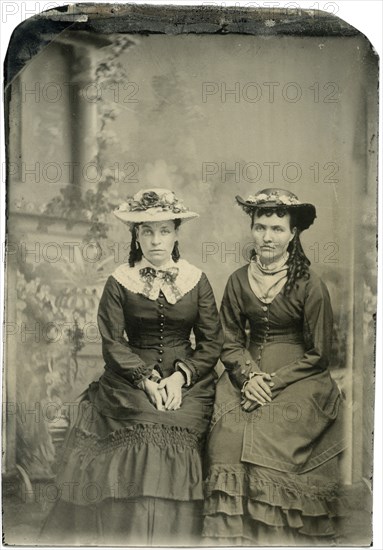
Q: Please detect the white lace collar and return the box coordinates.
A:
[112,258,202,304]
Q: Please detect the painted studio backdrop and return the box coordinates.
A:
[3,7,377,544]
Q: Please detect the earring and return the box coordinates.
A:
[136,241,140,250]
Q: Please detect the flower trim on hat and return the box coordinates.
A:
[112,258,202,304]
[116,190,190,217]
[245,191,301,206]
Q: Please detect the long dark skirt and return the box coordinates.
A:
[39,371,215,546]
[202,371,344,546]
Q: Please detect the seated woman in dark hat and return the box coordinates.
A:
[40,188,223,546]
[203,188,345,546]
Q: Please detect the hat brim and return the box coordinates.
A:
[235,195,316,231]
[113,209,199,225]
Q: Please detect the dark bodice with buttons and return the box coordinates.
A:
[212,265,344,479]
[247,299,305,346]
[220,264,333,396]
[124,287,197,349]
[97,272,223,385]
[245,295,305,375]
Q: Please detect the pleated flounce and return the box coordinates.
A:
[203,462,340,546]
[39,399,207,545]
[54,400,205,505]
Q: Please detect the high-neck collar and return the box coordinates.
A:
[253,252,289,274]
[248,254,289,304]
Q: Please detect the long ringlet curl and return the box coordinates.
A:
[250,206,311,295]
[128,219,182,267]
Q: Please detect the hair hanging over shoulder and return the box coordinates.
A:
[128,219,182,267]
[250,206,311,295]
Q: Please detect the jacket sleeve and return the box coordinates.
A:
[220,273,262,389]
[97,275,154,385]
[177,273,223,384]
[270,274,333,399]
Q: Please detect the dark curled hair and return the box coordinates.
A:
[250,206,311,295]
[128,219,182,267]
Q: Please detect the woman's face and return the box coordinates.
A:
[251,212,296,265]
[136,220,178,266]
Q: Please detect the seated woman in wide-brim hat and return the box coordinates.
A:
[203,188,345,546]
[40,188,223,546]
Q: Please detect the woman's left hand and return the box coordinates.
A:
[157,372,185,410]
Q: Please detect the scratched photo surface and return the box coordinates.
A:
[2,5,378,547]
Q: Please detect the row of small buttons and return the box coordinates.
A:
[241,305,270,376]
[157,291,165,363]
[257,304,270,365]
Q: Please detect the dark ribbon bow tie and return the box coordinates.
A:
[139,266,179,283]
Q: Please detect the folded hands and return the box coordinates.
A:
[241,372,276,412]
[140,371,185,411]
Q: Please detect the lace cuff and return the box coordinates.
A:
[133,363,162,388]
[149,368,162,383]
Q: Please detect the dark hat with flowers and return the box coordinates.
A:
[236,188,316,231]
[114,188,199,225]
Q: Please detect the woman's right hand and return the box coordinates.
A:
[243,373,275,405]
[140,378,166,410]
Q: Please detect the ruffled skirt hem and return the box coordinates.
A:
[202,464,340,545]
